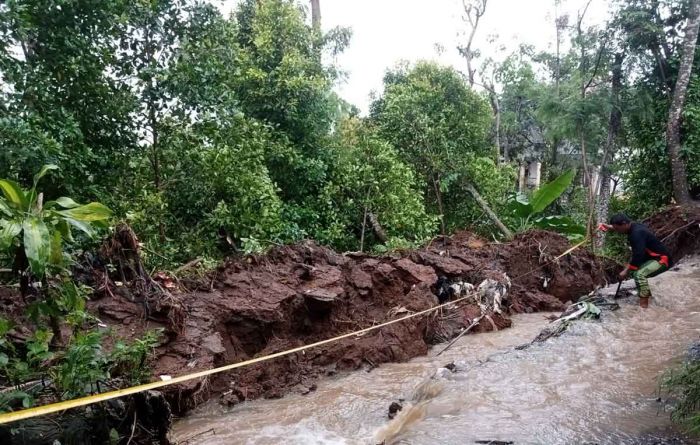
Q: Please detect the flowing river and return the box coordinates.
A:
[173,257,700,445]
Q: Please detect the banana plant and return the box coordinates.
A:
[0,165,112,282]
[506,169,586,240]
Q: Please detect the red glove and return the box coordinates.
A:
[597,223,609,232]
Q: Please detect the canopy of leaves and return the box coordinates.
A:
[371,61,494,178]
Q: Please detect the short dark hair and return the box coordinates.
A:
[609,213,631,225]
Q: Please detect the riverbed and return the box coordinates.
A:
[173,258,700,445]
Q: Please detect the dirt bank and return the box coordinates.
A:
[88,228,613,417]
[3,206,697,444]
[644,205,700,262]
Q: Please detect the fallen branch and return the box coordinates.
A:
[662,220,699,242]
[174,258,202,275]
[180,428,215,445]
[436,315,484,356]
[464,182,514,240]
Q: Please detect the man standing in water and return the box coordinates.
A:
[600,214,672,308]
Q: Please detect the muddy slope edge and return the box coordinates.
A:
[94,228,613,416]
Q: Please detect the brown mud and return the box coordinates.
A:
[90,229,614,417]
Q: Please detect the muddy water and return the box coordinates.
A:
[173,258,700,445]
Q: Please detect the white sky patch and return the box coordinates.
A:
[216,0,610,113]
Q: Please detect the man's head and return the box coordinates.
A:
[609,213,632,233]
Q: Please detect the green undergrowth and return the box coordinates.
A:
[663,359,700,434]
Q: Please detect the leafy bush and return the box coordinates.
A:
[0,165,164,410]
[663,360,700,433]
[505,169,586,240]
[0,165,112,281]
[316,119,436,251]
[108,330,162,385]
[0,324,162,410]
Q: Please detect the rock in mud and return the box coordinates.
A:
[387,401,403,419]
[444,362,457,372]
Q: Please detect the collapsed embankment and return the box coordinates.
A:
[3,206,697,444]
[91,229,613,417]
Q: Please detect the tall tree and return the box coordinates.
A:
[310,0,321,30]
[596,52,625,249]
[116,0,193,240]
[551,0,569,167]
[458,0,506,160]
[666,0,700,205]
[371,61,512,239]
[458,0,488,87]
[0,0,137,197]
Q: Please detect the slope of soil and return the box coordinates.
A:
[89,229,611,416]
[3,206,696,443]
[644,205,700,262]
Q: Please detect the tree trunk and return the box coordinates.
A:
[368,212,388,243]
[550,139,559,173]
[459,0,488,88]
[595,52,624,250]
[487,85,503,161]
[464,182,514,240]
[576,2,597,236]
[554,0,563,98]
[310,0,321,31]
[145,24,165,242]
[359,187,371,252]
[14,246,29,299]
[665,0,700,205]
[518,164,526,192]
[359,205,368,252]
[550,2,563,177]
[432,175,447,238]
[595,169,612,249]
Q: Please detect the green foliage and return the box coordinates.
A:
[0,323,162,410]
[315,118,436,250]
[372,61,493,179]
[529,169,577,214]
[0,0,139,197]
[0,326,53,386]
[109,330,162,384]
[663,360,700,433]
[0,166,112,279]
[681,75,700,195]
[371,61,511,233]
[509,169,576,218]
[53,331,107,399]
[52,328,162,399]
[444,157,517,236]
[0,390,34,413]
[506,169,586,239]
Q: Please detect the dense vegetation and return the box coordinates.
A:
[0,0,699,432]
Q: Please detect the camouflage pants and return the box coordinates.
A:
[633,260,667,299]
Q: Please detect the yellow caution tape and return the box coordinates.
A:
[0,238,586,425]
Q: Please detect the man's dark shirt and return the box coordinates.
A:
[627,222,672,269]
